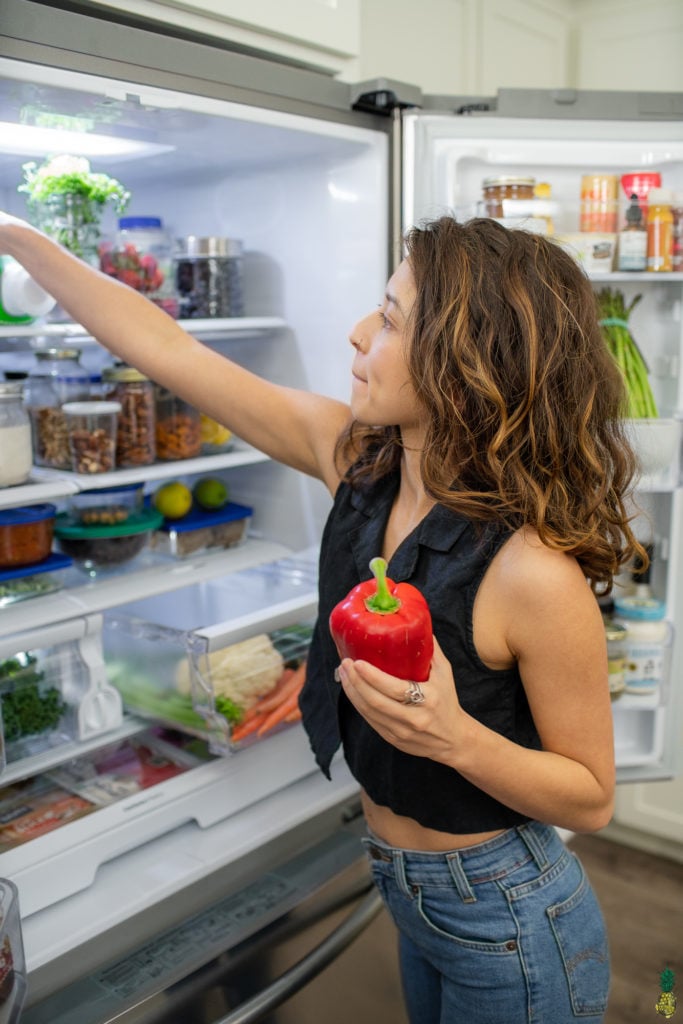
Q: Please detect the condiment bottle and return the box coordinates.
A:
[604,619,627,700]
[647,187,674,272]
[672,193,683,272]
[580,174,618,233]
[0,381,32,487]
[481,177,535,219]
[617,193,647,272]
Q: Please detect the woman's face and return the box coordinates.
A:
[348,259,425,436]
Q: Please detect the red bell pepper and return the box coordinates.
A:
[329,557,433,681]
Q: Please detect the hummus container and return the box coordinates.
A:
[555,233,616,273]
[0,504,56,568]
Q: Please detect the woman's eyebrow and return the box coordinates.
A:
[385,291,407,318]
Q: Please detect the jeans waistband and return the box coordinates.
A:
[362,821,561,903]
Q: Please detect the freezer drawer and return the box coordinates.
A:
[22,791,381,1024]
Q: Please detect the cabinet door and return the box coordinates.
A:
[80,0,360,73]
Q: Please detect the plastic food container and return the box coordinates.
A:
[62,401,121,474]
[555,233,616,273]
[67,482,145,525]
[0,552,72,607]
[150,501,252,558]
[54,507,163,576]
[0,381,32,488]
[0,504,56,569]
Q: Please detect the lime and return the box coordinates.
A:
[193,477,229,510]
[153,481,193,519]
[200,414,232,447]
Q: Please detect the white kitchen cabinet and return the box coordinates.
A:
[76,0,360,73]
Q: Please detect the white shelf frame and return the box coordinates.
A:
[0,315,287,344]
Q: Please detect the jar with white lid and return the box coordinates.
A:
[174,236,244,318]
[0,381,32,487]
[613,595,671,697]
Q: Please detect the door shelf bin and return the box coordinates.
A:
[102,554,319,754]
[0,616,122,774]
[0,878,26,1021]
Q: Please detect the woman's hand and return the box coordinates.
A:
[337,636,470,764]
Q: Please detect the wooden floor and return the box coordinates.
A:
[568,833,683,1024]
[277,833,683,1023]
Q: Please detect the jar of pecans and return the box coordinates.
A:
[26,348,90,469]
[103,365,156,466]
[62,401,121,475]
[154,387,202,460]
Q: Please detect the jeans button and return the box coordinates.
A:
[505,940,518,951]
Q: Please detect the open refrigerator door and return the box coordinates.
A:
[401,95,683,781]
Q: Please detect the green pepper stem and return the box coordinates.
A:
[365,557,401,614]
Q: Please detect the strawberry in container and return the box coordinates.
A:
[99,216,179,318]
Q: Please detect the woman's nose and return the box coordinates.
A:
[349,312,372,351]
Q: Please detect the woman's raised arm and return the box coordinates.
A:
[0,214,350,492]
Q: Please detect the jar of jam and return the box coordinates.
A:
[482,176,536,218]
[155,387,202,460]
[103,365,156,466]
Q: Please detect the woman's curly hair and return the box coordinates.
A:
[336,216,647,593]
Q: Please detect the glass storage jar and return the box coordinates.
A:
[174,236,244,318]
[604,620,627,700]
[100,216,179,318]
[154,387,202,460]
[26,349,91,469]
[0,381,32,487]
[103,365,156,466]
[482,177,535,218]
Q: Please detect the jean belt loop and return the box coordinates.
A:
[446,852,477,904]
[393,850,414,899]
[517,822,550,871]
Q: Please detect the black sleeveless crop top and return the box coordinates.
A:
[299,469,541,833]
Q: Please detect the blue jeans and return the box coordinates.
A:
[362,821,609,1024]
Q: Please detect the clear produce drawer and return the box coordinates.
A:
[0,616,123,774]
[102,553,319,754]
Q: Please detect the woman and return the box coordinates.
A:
[0,212,643,1022]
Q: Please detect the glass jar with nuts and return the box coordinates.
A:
[103,365,156,466]
[155,386,202,461]
[62,401,121,475]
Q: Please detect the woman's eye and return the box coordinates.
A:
[377,309,391,329]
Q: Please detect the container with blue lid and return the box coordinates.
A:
[100,216,178,318]
[613,595,671,697]
[0,552,73,607]
[151,501,252,558]
[0,503,56,568]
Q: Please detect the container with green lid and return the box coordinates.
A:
[55,507,162,577]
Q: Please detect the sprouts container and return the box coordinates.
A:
[0,552,72,608]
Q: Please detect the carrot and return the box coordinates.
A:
[244,667,297,719]
[257,689,302,737]
[229,715,263,743]
[284,708,302,723]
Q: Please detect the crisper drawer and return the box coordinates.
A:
[0,615,122,774]
[102,553,319,755]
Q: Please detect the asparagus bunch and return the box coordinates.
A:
[597,287,658,419]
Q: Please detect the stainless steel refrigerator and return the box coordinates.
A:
[0,1,682,1019]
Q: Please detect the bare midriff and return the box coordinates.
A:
[361,789,506,852]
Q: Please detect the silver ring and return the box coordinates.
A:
[402,681,425,705]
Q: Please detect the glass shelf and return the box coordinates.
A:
[0,316,287,344]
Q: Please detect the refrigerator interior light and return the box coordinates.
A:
[0,121,175,161]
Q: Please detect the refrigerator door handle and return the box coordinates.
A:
[211,887,384,1024]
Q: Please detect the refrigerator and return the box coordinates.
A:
[0,1,682,1019]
